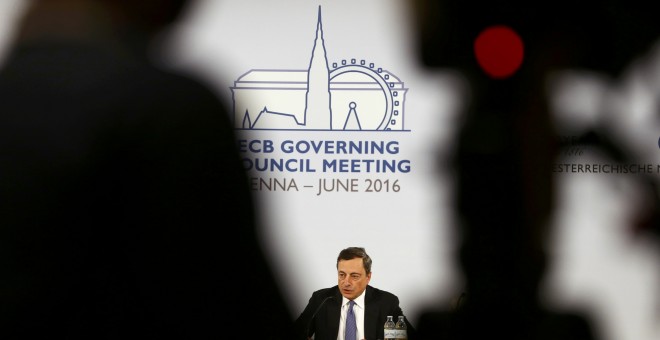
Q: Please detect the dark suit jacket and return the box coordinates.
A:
[294,285,416,340]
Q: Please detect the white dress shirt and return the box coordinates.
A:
[337,292,366,340]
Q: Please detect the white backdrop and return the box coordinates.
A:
[163,0,464,321]
[1,1,659,340]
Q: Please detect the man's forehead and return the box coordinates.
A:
[338,259,364,273]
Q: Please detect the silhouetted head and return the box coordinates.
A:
[95,0,189,35]
[409,0,659,76]
[15,0,193,57]
[21,0,190,40]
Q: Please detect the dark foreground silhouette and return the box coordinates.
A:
[0,1,295,338]
[410,0,659,339]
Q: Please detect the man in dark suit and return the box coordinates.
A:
[0,0,295,338]
[294,247,416,340]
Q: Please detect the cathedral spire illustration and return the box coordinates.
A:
[230,6,407,131]
[303,6,332,129]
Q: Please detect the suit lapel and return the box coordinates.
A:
[331,287,380,340]
[363,286,378,340]
[326,290,342,339]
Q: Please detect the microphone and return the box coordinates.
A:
[305,296,335,338]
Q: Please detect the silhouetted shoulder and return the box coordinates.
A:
[416,306,598,340]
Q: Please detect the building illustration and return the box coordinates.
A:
[230,6,408,131]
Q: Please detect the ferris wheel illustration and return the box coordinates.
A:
[328,59,405,131]
[230,6,408,132]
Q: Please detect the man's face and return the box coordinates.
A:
[337,258,371,300]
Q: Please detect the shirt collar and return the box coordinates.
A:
[342,289,366,309]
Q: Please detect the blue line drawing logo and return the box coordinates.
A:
[231,6,408,131]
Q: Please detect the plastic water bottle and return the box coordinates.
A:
[395,315,407,339]
[384,315,396,340]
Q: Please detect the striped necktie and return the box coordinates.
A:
[345,300,357,340]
